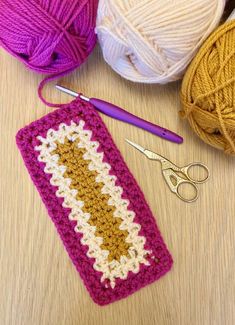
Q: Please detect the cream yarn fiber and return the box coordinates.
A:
[96,0,226,84]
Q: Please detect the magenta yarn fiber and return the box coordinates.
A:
[0,0,98,75]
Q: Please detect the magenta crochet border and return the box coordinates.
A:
[16,99,173,305]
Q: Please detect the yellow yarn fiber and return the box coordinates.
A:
[181,19,235,155]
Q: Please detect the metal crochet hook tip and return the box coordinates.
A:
[55,85,89,101]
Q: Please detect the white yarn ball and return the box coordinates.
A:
[96,0,226,84]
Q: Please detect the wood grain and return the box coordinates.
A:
[0,46,234,325]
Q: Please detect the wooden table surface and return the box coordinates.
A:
[0,45,235,325]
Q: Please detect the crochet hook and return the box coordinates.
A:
[56,85,183,144]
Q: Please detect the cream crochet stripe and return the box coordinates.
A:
[35,120,150,288]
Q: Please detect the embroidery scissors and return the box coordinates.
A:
[126,139,210,203]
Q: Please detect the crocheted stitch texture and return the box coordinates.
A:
[16,98,173,305]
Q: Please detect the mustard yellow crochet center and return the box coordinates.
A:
[52,137,131,262]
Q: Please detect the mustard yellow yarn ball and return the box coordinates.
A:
[181,20,235,155]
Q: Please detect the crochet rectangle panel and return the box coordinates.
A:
[16,99,173,305]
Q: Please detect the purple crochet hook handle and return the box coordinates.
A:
[56,85,183,144]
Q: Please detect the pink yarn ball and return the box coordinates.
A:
[0,0,98,75]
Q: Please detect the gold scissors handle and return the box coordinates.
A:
[162,168,199,203]
[180,162,210,184]
[162,162,210,203]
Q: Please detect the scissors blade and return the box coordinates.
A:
[126,139,172,165]
[125,139,146,154]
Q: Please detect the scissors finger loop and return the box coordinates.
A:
[175,180,199,203]
[181,162,210,184]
